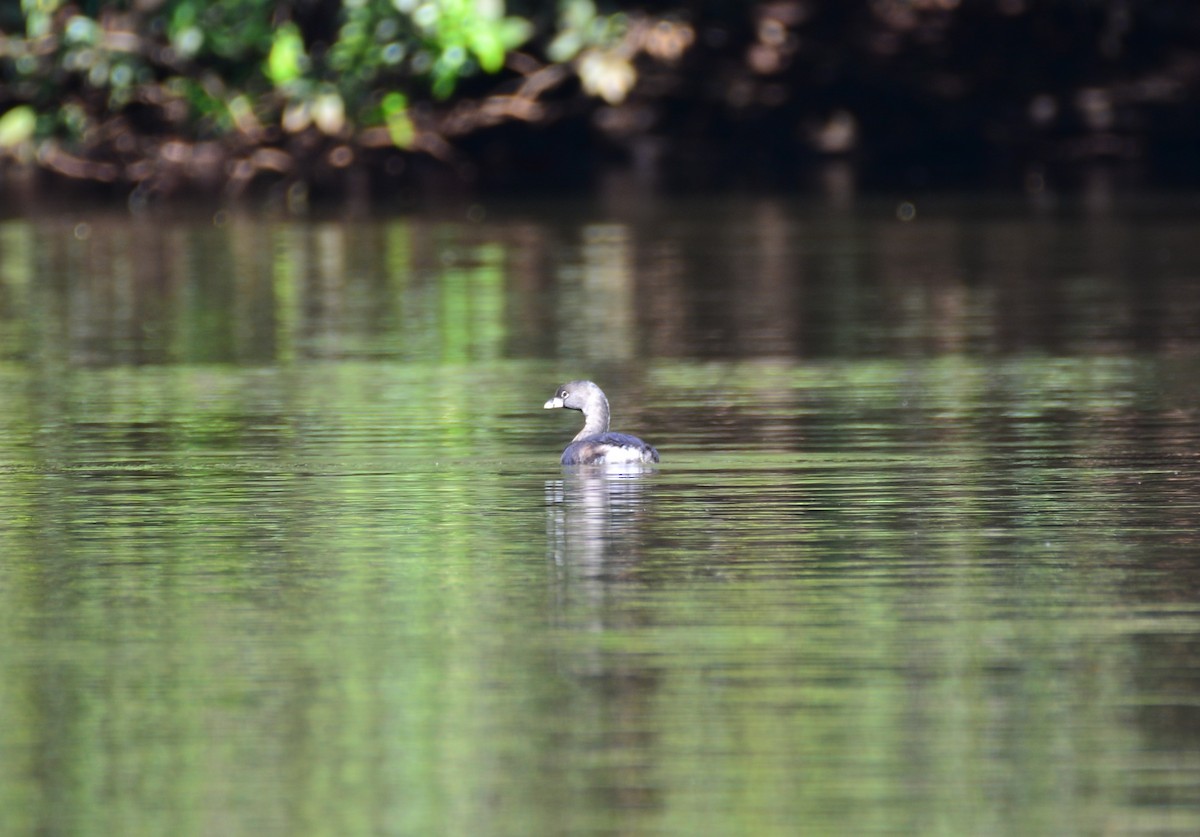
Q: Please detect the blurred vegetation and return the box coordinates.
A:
[1,1,1199,197]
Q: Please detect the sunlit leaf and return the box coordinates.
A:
[468,25,505,73]
[227,95,260,135]
[547,31,582,63]
[497,17,532,50]
[0,105,38,148]
[171,25,204,60]
[312,91,346,135]
[382,91,415,148]
[64,15,100,45]
[266,24,307,87]
[22,0,63,38]
[578,49,636,104]
[562,0,597,31]
[282,100,311,133]
[475,0,504,21]
[431,47,467,99]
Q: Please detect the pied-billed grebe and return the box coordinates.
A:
[543,380,660,466]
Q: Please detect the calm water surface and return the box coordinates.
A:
[1,196,1199,835]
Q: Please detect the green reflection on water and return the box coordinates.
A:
[0,357,1196,834]
[0,204,1198,835]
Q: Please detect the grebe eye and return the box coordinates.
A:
[561,391,568,398]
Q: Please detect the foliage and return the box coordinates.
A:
[4,1,1199,191]
[0,0,626,157]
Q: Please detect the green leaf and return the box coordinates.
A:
[562,0,597,31]
[266,23,307,87]
[64,15,100,45]
[468,25,504,73]
[431,46,467,99]
[0,105,38,148]
[22,0,63,38]
[382,91,415,148]
[498,17,532,50]
[547,31,581,63]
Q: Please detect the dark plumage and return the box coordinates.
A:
[543,380,660,466]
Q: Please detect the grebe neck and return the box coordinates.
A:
[572,389,611,441]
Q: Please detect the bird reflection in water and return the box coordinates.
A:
[545,465,657,580]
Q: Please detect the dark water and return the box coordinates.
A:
[1,195,1200,834]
